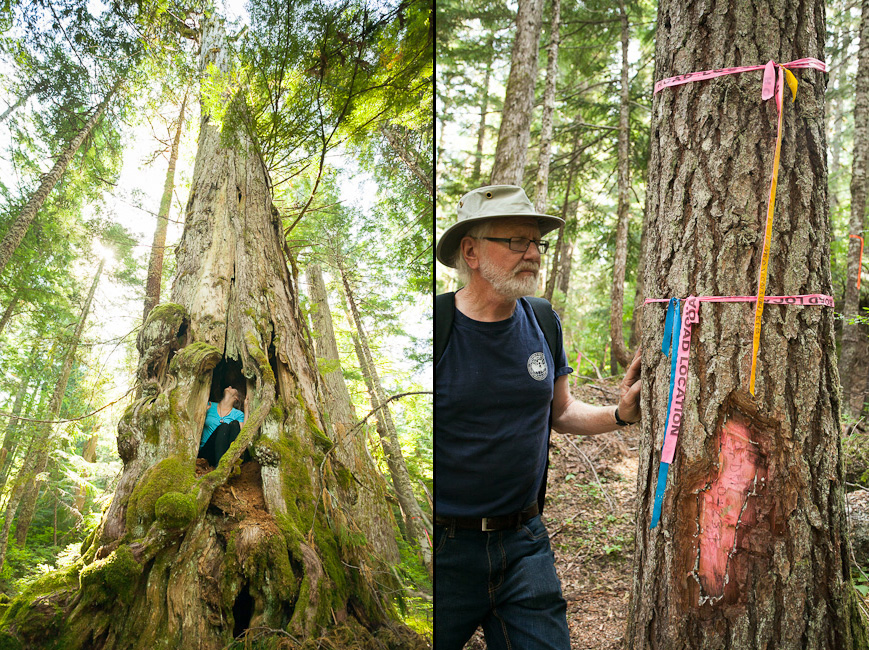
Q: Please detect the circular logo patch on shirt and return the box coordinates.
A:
[527,352,548,381]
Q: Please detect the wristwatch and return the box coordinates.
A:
[614,406,634,427]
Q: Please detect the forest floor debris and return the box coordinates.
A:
[196,458,280,536]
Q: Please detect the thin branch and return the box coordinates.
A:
[560,434,616,513]
[0,387,134,424]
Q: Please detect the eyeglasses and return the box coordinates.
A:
[480,237,550,254]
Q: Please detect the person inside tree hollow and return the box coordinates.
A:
[198,383,250,467]
[435,184,643,649]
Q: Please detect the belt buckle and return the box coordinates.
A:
[481,517,496,532]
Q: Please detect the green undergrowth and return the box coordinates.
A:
[0,562,80,644]
[844,430,869,486]
[0,391,430,647]
[393,537,432,638]
[224,616,430,649]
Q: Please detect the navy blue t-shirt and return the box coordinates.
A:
[435,297,572,518]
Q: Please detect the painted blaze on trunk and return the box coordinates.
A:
[626,0,868,648]
[0,16,422,650]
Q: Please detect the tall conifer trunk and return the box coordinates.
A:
[533,0,561,214]
[608,0,633,369]
[381,126,433,198]
[0,92,29,124]
[305,263,400,565]
[0,15,423,650]
[337,259,432,577]
[0,359,31,493]
[490,0,544,185]
[0,374,45,496]
[0,289,21,338]
[544,129,580,303]
[838,0,869,419]
[0,79,121,276]
[625,0,868,647]
[472,39,494,187]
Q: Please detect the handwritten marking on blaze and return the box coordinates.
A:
[694,417,765,603]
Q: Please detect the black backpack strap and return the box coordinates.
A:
[524,296,561,516]
[435,292,456,366]
[525,296,561,365]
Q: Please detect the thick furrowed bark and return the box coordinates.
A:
[625,0,869,647]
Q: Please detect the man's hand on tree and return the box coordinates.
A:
[617,348,642,424]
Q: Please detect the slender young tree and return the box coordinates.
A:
[839,0,869,419]
[0,258,103,566]
[0,368,30,494]
[337,256,433,578]
[625,1,868,647]
[544,127,581,302]
[143,89,187,323]
[608,0,633,370]
[0,374,46,497]
[471,35,495,187]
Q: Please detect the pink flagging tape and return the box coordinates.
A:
[654,58,826,95]
[649,293,833,465]
[654,57,827,395]
[645,294,834,307]
[660,297,699,464]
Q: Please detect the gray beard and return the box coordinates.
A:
[479,257,540,300]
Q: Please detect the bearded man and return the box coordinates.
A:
[434,185,642,649]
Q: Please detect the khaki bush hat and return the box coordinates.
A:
[436,185,564,268]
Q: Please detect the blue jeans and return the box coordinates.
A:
[198,421,241,467]
[434,515,570,650]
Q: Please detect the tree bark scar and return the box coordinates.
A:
[681,391,781,609]
[695,414,765,601]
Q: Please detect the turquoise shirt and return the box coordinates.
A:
[200,402,245,448]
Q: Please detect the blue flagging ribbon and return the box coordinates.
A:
[650,298,680,529]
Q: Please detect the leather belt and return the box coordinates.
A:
[435,503,539,532]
